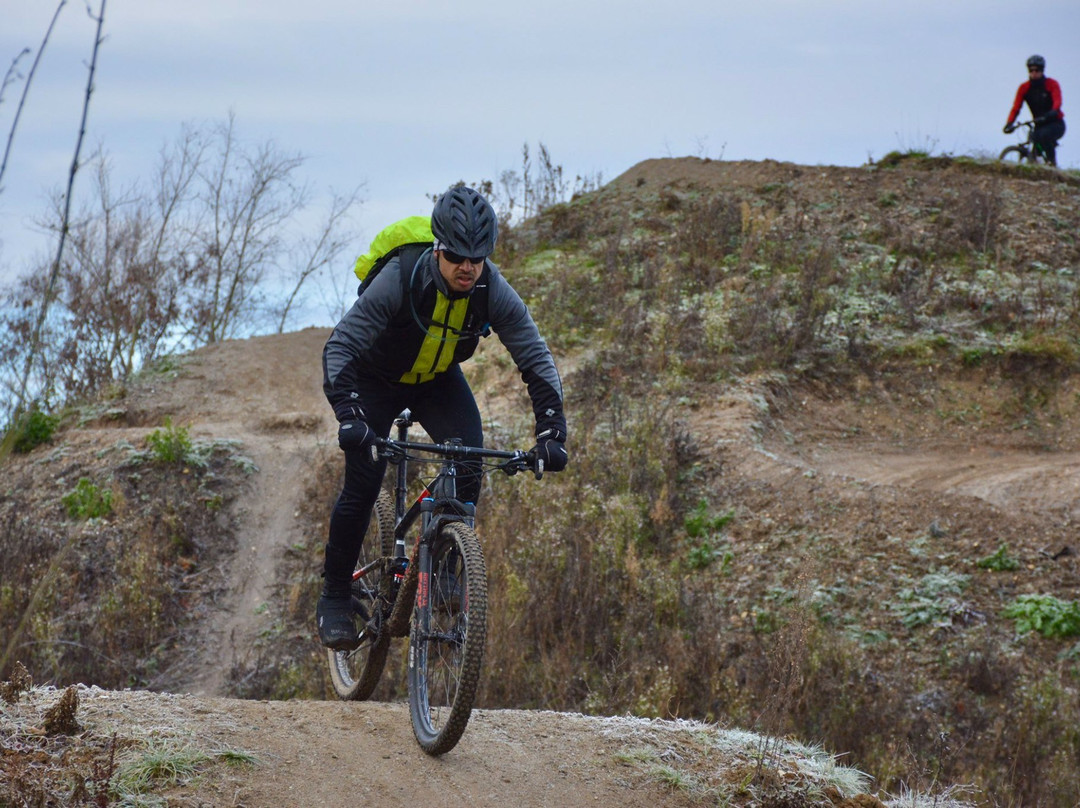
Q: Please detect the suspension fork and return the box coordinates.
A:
[393,413,412,561]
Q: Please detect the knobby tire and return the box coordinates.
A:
[327,490,395,700]
[998,145,1030,164]
[407,521,487,755]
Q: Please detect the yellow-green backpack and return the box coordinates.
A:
[353,215,433,294]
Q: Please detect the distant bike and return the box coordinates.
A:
[999,120,1057,166]
[325,409,542,755]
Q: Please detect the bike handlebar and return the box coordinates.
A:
[372,435,544,479]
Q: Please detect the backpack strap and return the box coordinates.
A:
[396,243,430,301]
[405,257,491,340]
[357,242,430,296]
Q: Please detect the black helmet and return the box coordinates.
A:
[431,186,498,257]
[1026,54,1046,70]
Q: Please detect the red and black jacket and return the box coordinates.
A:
[1008,76,1064,125]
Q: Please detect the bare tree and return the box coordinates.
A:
[274,185,363,333]
[182,114,307,344]
[37,139,201,396]
[1,114,361,417]
[1,0,103,456]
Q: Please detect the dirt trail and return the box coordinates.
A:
[122,327,335,697]
[19,687,702,808]
[799,445,1080,519]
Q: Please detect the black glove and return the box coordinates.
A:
[333,395,373,453]
[533,427,568,472]
[338,418,374,453]
[1003,122,1016,134]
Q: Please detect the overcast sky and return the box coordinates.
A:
[1,1,1077,323]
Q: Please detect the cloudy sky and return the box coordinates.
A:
[1,1,1077,322]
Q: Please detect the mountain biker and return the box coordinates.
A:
[1004,54,1066,166]
[316,185,568,650]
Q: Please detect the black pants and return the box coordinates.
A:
[323,365,483,585]
[1034,118,1066,165]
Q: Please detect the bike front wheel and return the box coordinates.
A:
[407,521,488,755]
[326,490,394,700]
[998,145,1031,164]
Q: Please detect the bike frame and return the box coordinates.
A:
[390,413,473,566]
[360,409,539,621]
[329,408,540,753]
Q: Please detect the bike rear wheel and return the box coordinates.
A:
[407,521,487,755]
[327,490,395,700]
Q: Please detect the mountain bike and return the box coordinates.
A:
[325,409,542,755]
[999,120,1056,165]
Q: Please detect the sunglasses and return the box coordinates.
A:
[441,249,487,265]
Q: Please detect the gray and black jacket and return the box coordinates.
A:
[323,248,565,434]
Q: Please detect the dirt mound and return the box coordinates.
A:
[7,156,1080,806]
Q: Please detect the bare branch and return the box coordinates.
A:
[0,50,32,108]
[14,0,106,413]
[0,1,68,197]
[275,186,362,333]
[186,113,308,343]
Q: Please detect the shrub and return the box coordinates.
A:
[145,418,193,464]
[1004,595,1080,639]
[62,477,114,520]
[6,408,61,454]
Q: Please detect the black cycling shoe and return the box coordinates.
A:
[317,593,359,650]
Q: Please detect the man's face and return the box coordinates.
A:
[437,250,485,294]
[1029,66,1044,79]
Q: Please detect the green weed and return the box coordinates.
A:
[687,541,733,572]
[754,610,781,634]
[62,477,114,520]
[960,347,989,366]
[892,571,970,629]
[202,493,224,511]
[214,747,259,767]
[684,500,734,538]
[1004,595,1080,639]
[145,419,194,464]
[111,739,256,803]
[976,544,1020,572]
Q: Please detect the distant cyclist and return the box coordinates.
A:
[1004,54,1065,166]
